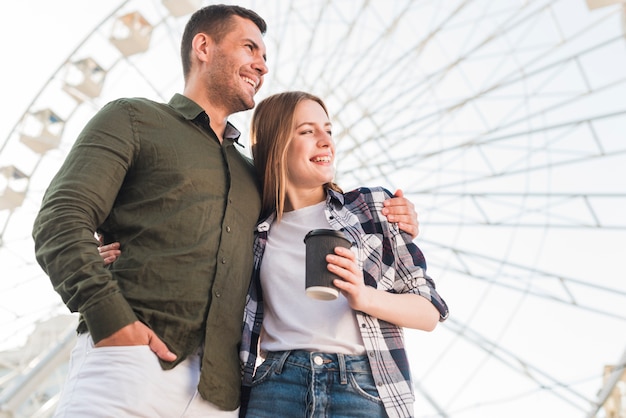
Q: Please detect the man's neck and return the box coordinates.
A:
[182,90,229,143]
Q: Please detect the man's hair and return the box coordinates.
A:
[251,91,342,221]
[180,4,267,80]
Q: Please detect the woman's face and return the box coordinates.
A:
[285,99,335,192]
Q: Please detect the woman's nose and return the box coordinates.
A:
[318,132,332,147]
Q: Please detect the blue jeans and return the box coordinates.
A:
[245,350,386,418]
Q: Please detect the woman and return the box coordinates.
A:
[239,91,449,418]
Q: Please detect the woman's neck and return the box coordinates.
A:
[284,187,325,212]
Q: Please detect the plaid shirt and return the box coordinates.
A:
[240,187,449,418]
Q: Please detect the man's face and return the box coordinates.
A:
[207,16,268,114]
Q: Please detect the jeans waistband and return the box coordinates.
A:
[264,350,371,377]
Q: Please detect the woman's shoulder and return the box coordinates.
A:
[344,186,394,202]
[340,187,394,220]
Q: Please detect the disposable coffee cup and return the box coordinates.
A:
[303,229,351,300]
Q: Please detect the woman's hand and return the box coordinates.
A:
[98,242,121,265]
[326,246,373,312]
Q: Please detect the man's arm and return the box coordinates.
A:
[32,100,138,344]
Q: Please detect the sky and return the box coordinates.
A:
[1,1,626,418]
[0,2,116,139]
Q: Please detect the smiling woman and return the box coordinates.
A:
[241,90,448,418]
[1,1,626,417]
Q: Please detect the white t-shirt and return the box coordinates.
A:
[259,201,366,355]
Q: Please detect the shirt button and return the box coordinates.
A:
[221,258,226,264]
[313,355,323,366]
[226,226,231,233]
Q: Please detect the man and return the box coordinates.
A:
[32,5,418,418]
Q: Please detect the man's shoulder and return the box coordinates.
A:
[114,96,166,108]
[96,97,176,121]
[98,96,164,111]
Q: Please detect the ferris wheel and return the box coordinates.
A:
[1,1,625,417]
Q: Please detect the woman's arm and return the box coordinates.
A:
[328,246,441,331]
[98,242,121,265]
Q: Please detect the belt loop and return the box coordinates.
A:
[338,353,347,384]
[275,350,291,375]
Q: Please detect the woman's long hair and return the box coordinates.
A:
[250,91,341,220]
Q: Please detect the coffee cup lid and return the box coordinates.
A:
[304,229,347,243]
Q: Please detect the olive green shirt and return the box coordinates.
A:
[32,94,261,410]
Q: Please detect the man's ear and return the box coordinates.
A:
[191,32,213,64]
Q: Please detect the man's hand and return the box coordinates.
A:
[94,321,177,362]
[382,189,419,239]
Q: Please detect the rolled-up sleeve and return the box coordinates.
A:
[32,99,139,343]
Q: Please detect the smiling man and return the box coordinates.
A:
[33,6,268,417]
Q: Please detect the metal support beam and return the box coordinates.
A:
[585,347,626,418]
[0,327,76,418]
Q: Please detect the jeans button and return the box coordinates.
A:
[313,355,323,365]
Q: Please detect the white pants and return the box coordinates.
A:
[54,333,238,418]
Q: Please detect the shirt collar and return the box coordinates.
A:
[256,212,275,232]
[168,93,242,145]
[256,188,346,232]
[326,187,345,206]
